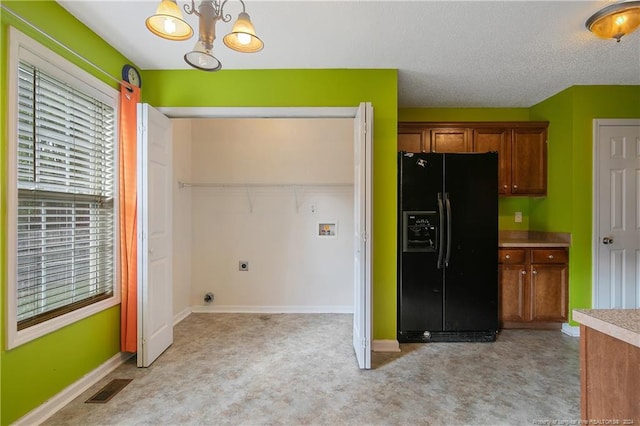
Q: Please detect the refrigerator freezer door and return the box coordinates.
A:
[442,153,499,332]
[398,153,445,336]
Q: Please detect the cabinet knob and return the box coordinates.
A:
[548,254,554,259]
[505,254,511,259]
[513,184,518,190]
[503,184,508,189]
[532,270,537,275]
[521,270,526,275]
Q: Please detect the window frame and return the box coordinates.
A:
[6,27,121,350]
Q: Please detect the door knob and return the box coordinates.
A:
[602,237,614,245]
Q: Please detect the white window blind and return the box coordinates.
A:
[16,60,116,329]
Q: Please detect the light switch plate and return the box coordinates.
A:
[515,212,523,223]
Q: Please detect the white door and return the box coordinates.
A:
[137,103,174,367]
[353,102,373,369]
[593,119,640,309]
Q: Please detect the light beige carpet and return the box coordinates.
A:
[44,313,580,425]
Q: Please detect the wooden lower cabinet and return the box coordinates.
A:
[499,247,568,328]
[499,265,526,322]
[580,325,640,423]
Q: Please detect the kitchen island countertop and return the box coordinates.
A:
[573,308,640,348]
[499,231,571,248]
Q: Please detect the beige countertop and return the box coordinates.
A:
[499,231,571,248]
[573,309,640,348]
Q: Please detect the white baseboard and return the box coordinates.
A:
[372,339,400,352]
[561,323,580,337]
[14,352,133,426]
[191,305,353,314]
[173,307,192,326]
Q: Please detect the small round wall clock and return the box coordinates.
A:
[122,64,141,89]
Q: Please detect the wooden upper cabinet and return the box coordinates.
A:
[512,127,547,195]
[399,121,548,196]
[473,128,511,195]
[429,128,471,153]
[398,129,427,153]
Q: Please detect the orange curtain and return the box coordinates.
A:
[119,83,140,353]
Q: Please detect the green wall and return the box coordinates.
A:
[141,69,399,343]
[398,107,533,231]
[1,2,128,424]
[530,85,640,323]
[399,107,531,122]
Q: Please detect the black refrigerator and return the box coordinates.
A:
[397,152,499,343]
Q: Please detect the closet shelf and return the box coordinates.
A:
[178,181,353,189]
[178,181,353,213]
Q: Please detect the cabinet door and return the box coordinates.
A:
[430,128,471,153]
[398,130,426,153]
[473,128,511,194]
[499,265,527,322]
[530,264,568,321]
[512,128,547,195]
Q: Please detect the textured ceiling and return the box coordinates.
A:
[57,0,640,108]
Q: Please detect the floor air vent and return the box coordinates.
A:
[85,379,133,404]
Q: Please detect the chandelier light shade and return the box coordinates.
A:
[184,40,222,71]
[145,0,194,41]
[146,0,264,71]
[223,12,264,53]
[585,0,640,42]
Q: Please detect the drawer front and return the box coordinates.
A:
[499,249,527,264]
[531,249,568,264]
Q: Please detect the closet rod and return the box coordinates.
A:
[1,5,134,91]
[178,182,353,189]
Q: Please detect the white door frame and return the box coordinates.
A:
[591,118,640,308]
[158,105,373,367]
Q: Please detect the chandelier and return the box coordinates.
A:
[585,1,640,42]
[146,0,264,71]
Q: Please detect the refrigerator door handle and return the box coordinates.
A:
[445,193,452,267]
[437,193,445,269]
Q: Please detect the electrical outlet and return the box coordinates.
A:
[310,203,317,213]
[239,261,249,271]
[515,212,523,223]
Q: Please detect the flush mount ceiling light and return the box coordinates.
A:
[146,0,263,71]
[585,0,640,42]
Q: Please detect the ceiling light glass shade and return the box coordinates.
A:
[184,40,222,71]
[223,12,264,53]
[586,1,640,42]
[146,0,194,41]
